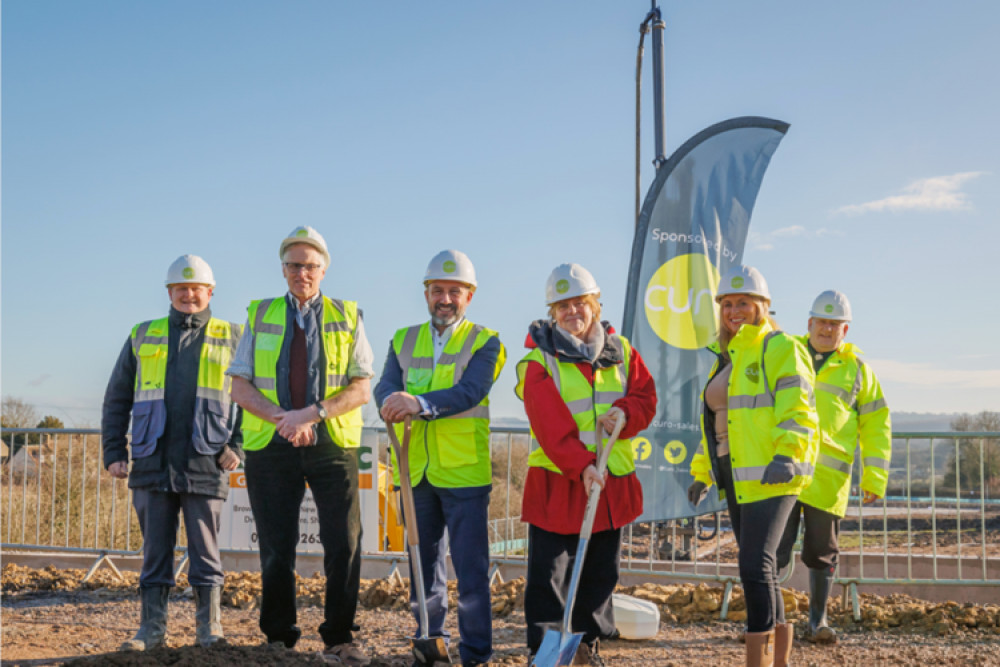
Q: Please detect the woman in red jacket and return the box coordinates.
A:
[515,263,656,666]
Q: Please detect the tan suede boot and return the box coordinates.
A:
[744,629,775,667]
[773,622,793,667]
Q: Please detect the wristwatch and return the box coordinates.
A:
[315,402,328,421]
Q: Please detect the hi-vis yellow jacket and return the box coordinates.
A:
[390,320,505,488]
[796,337,891,517]
[691,321,819,504]
[241,296,363,450]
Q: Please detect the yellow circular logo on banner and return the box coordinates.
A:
[644,254,720,349]
[663,440,687,464]
[631,437,651,462]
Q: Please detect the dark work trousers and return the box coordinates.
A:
[133,489,224,587]
[524,524,622,654]
[716,455,797,633]
[245,440,361,648]
[776,501,841,572]
[405,480,492,666]
[773,500,840,621]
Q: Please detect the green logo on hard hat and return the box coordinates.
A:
[295,229,308,237]
[825,304,834,314]
[731,277,744,289]
[556,279,570,294]
[443,260,456,273]
[182,267,195,279]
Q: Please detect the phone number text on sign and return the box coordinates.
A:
[219,471,324,553]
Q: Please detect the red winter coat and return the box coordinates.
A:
[519,322,657,535]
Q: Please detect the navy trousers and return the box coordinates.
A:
[406,480,492,665]
[133,489,224,588]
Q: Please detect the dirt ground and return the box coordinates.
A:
[2,565,1000,666]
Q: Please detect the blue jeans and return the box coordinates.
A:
[406,480,492,665]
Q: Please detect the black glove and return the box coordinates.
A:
[760,454,796,485]
[687,481,709,506]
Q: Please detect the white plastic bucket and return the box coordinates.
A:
[612,593,660,640]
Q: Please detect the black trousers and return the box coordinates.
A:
[524,524,621,653]
[776,500,840,573]
[245,440,362,648]
[717,455,797,633]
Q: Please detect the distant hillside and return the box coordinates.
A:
[891,412,962,433]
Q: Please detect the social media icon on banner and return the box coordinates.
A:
[631,437,652,461]
[663,440,687,464]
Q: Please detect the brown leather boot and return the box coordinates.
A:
[744,629,775,667]
[773,622,793,667]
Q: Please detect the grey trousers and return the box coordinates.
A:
[133,489,224,587]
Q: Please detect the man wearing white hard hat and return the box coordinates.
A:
[102,254,244,651]
[374,249,505,667]
[227,226,374,666]
[774,290,891,645]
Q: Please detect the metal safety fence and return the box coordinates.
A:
[3,427,998,617]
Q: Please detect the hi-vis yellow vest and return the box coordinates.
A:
[514,335,635,477]
[390,320,505,488]
[690,321,819,504]
[796,336,891,517]
[129,317,242,458]
[242,296,363,451]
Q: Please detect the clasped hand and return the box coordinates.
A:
[274,408,317,447]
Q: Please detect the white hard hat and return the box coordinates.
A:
[810,290,852,321]
[545,263,600,305]
[715,265,770,302]
[424,249,477,288]
[279,226,330,268]
[165,254,216,287]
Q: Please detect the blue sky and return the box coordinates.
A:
[2,1,998,427]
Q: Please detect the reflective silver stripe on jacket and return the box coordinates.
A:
[450,405,490,420]
[323,321,351,333]
[397,325,422,388]
[863,456,890,470]
[195,387,229,404]
[327,373,349,389]
[858,398,887,415]
[254,377,276,391]
[776,418,814,438]
[134,388,166,402]
[817,452,851,475]
[776,375,811,393]
[729,393,775,410]
[849,360,865,409]
[816,381,850,402]
[253,298,281,335]
[732,461,815,482]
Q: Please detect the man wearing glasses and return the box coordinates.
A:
[227,226,374,666]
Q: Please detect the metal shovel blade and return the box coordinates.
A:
[532,627,583,667]
[411,635,452,665]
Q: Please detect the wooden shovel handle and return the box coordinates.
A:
[386,417,420,548]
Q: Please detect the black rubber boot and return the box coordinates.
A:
[120,585,169,651]
[808,568,837,644]
[194,586,225,647]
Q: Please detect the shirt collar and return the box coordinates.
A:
[431,317,464,344]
